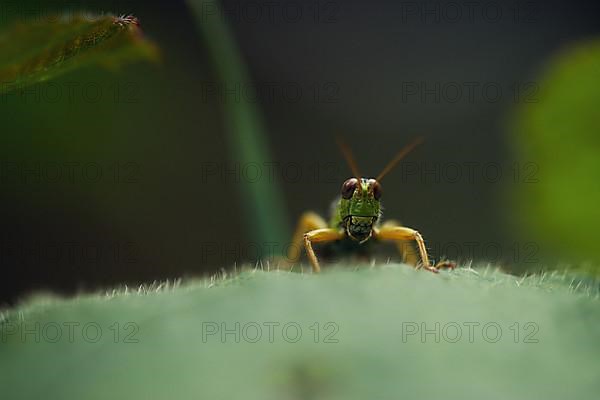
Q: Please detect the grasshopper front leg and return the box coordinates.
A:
[286,212,343,272]
[287,212,328,263]
[381,220,418,266]
[374,225,455,273]
[303,228,344,273]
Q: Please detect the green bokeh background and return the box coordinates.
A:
[1,0,600,303]
[513,39,600,267]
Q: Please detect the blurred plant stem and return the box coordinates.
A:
[187,0,291,254]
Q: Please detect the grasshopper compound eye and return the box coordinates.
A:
[372,181,382,200]
[341,178,359,199]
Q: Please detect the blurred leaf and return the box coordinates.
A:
[0,14,158,95]
[513,39,600,269]
[1,266,599,399]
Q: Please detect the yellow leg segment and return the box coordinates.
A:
[374,224,455,273]
[303,228,344,273]
[381,220,418,266]
[287,212,328,263]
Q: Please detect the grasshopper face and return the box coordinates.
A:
[339,178,382,243]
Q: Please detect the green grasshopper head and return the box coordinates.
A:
[339,178,382,218]
[336,136,424,243]
[339,178,382,242]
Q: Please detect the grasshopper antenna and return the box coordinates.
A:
[336,136,361,180]
[376,136,424,181]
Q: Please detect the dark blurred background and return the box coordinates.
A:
[1,0,599,305]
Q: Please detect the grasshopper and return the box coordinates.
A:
[287,137,455,273]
